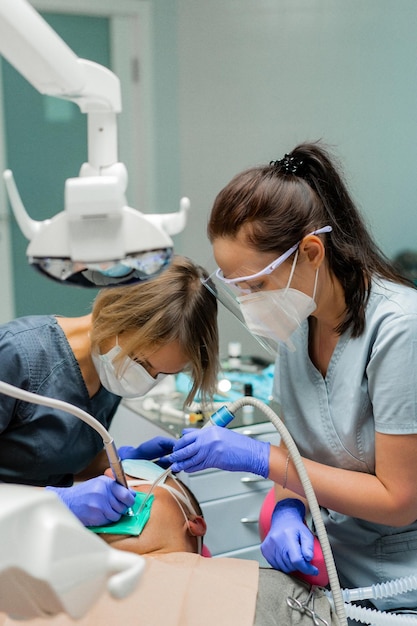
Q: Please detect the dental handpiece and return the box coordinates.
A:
[105,439,129,488]
[104,439,134,515]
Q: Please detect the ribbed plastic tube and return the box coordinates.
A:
[344,602,417,625]
[227,396,348,626]
[341,575,417,603]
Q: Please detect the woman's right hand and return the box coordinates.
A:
[46,475,135,526]
[260,498,318,576]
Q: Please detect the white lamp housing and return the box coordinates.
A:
[0,0,189,287]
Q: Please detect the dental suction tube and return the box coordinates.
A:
[0,381,129,491]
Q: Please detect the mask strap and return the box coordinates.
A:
[284,249,299,294]
[158,483,202,553]
[168,475,199,515]
[312,267,319,300]
[127,478,202,553]
[284,249,320,301]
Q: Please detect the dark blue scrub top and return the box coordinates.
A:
[0,315,120,486]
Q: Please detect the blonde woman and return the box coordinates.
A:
[0,256,218,525]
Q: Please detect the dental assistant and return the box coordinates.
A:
[0,256,219,526]
[168,143,417,613]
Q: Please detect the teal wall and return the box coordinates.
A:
[2,14,111,317]
[2,2,417,359]
[175,0,417,357]
[177,0,417,265]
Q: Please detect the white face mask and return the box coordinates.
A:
[238,253,318,347]
[92,344,166,398]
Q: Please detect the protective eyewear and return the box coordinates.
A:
[215,225,332,286]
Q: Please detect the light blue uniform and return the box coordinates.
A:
[273,278,417,611]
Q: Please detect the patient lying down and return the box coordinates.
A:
[95,463,338,626]
[0,464,338,626]
[98,465,207,557]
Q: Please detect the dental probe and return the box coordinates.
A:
[136,407,236,517]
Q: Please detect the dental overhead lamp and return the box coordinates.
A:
[0,0,175,620]
[0,0,190,287]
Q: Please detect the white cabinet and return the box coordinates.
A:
[180,422,280,565]
[110,402,280,565]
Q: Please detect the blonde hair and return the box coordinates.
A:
[90,255,219,404]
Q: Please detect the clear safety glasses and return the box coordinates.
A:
[202,225,332,357]
[215,225,332,287]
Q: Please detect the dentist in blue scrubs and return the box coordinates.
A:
[0,256,218,527]
[168,144,417,614]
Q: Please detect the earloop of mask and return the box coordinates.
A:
[284,249,319,302]
[283,249,299,295]
[128,478,203,553]
[312,267,319,300]
[127,478,199,521]
[163,478,204,555]
[114,335,129,378]
[168,475,200,517]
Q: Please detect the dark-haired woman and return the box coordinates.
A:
[169,143,417,613]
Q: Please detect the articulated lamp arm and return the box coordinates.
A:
[0,0,189,287]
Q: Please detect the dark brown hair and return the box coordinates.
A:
[208,141,410,336]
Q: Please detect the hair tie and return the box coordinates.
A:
[270,153,304,176]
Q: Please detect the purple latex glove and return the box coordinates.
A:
[167,426,270,477]
[260,498,318,577]
[118,436,176,468]
[46,475,135,526]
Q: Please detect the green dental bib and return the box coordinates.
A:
[88,492,154,536]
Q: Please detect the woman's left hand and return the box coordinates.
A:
[118,436,176,468]
[167,426,270,477]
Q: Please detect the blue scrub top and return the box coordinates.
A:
[0,315,121,487]
[273,278,417,611]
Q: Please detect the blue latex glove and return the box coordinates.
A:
[46,475,135,526]
[118,436,176,468]
[260,498,318,577]
[167,426,270,477]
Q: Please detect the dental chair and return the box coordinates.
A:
[259,486,276,542]
[258,487,329,587]
[201,544,212,557]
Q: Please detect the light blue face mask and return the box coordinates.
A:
[121,459,170,483]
